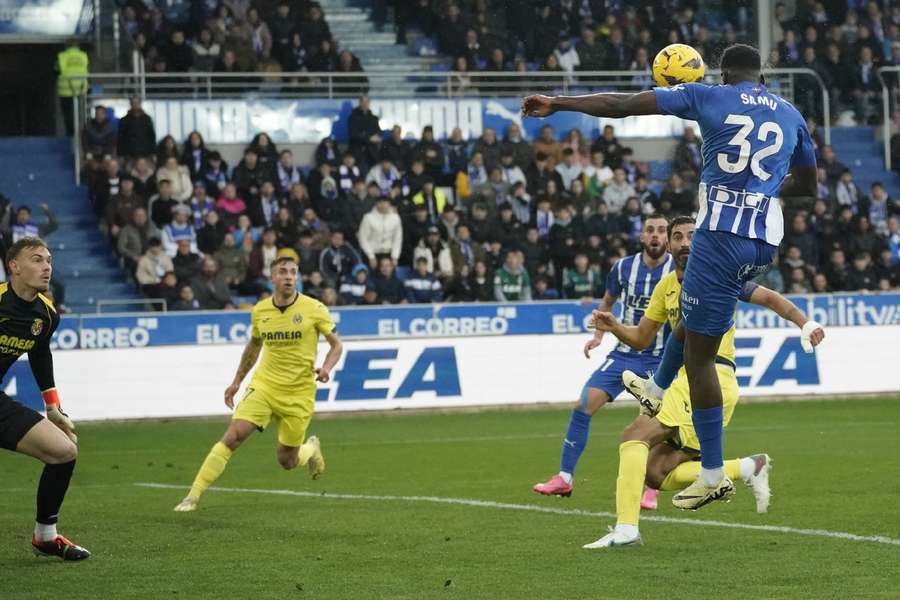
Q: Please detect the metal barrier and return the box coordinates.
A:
[877,66,900,170]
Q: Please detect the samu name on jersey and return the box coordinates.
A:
[655,82,817,246]
[606,253,674,357]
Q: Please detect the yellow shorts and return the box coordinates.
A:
[232,383,314,447]
[656,363,739,452]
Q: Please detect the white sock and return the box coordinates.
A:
[34,522,57,542]
[614,524,640,539]
[700,466,724,487]
[558,471,573,484]
[739,457,756,481]
[647,377,664,398]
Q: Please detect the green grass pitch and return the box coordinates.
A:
[2,397,899,599]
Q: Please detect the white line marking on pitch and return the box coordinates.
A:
[136,482,900,548]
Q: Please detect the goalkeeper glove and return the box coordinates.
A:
[800,320,824,353]
[43,389,77,444]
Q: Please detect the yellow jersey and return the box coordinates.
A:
[249,294,335,392]
[643,270,737,365]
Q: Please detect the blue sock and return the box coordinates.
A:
[653,336,684,390]
[692,405,724,471]
[559,409,592,476]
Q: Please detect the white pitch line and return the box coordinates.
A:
[136,482,900,548]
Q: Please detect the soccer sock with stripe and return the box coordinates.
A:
[615,441,649,529]
[651,335,684,392]
[35,459,76,541]
[692,405,725,485]
[659,458,744,491]
[188,442,233,499]
[558,409,592,483]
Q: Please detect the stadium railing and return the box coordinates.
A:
[877,66,900,170]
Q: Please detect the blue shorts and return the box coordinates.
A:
[680,229,776,336]
[582,351,661,404]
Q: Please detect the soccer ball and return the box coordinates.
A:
[652,44,705,87]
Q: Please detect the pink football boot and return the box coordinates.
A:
[532,474,574,497]
[640,487,659,510]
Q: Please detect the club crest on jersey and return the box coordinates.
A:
[31,318,43,336]
[293,314,303,325]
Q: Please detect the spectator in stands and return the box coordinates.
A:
[319,229,362,286]
[358,196,402,268]
[502,123,533,171]
[156,135,179,166]
[233,148,274,205]
[272,206,299,248]
[851,46,880,125]
[494,250,531,301]
[128,156,157,199]
[674,127,703,180]
[191,27,221,72]
[413,225,453,278]
[819,145,847,185]
[82,105,115,169]
[443,128,469,177]
[563,253,600,299]
[412,178,448,224]
[449,223,483,275]
[549,205,579,272]
[468,259,493,301]
[197,210,227,254]
[473,128,502,171]
[604,27,632,70]
[149,179,180,229]
[862,182,892,235]
[437,3,467,58]
[848,216,882,259]
[300,206,331,250]
[92,158,123,217]
[166,29,193,72]
[658,173,693,216]
[104,177,143,237]
[162,204,198,256]
[215,183,247,229]
[348,96,382,171]
[411,125,444,181]
[825,247,850,291]
[156,156,192,202]
[382,125,411,172]
[533,125,562,169]
[118,207,159,272]
[187,181,215,229]
[592,125,622,167]
[117,96,156,161]
[784,213,819,266]
[498,150,526,187]
[180,131,209,182]
[554,34,580,75]
[251,180,281,228]
[249,133,279,166]
[633,175,659,215]
[172,238,202,284]
[371,257,404,304]
[10,203,57,243]
[835,169,860,212]
[201,151,229,198]
[136,238,174,296]
[602,168,636,214]
[847,251,879,290]
[171,285,201,311]
[405,256,443,303]
[339,264,370,305]
[337,152,362,195]
[366,158,401,196]
[555,148,583,191]
[213,232,247,289]
[275,150,303,197]
[190,258,233,309]
[575,26,605,71]
[244,227,279,291]
[336,50,369,96]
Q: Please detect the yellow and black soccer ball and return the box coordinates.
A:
[652,44,705,87]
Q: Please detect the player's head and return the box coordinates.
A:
[270,256,298,296]
[667,215,696,271]
[640,214,669,260]
[720,44,763,85]
[6,236,52,293]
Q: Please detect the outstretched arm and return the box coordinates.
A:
[522,91,660,119]
[592,312,665,351]
[749,285,825,350]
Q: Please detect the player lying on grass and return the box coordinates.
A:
[582,217,825,548]
[175,255,343,512]
[523,43,818,512]
[533,214,673,509]
[0,237,89,560]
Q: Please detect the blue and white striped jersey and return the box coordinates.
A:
[655,81,817,246]
[606,252,674,357]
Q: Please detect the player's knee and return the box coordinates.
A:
[278,454,298,470]
[48,439,78,464]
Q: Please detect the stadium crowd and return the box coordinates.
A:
[80,93,900,310]
[116,0,369,94]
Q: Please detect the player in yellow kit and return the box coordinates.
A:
[583,216,824,548]
[174,255,344,512]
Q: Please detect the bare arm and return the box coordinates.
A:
[749,286,808,328]
[593,313,665,350]
[224,337,262,408]
[523,91,660,119]
[316,330,343,383]
[582,292,617,358]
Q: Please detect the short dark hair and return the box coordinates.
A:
[6,236,48,266]
[667,215,695,239]
[720,44,761,71]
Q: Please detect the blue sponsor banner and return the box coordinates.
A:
[47,293,900,351]
[92,97,694,145]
